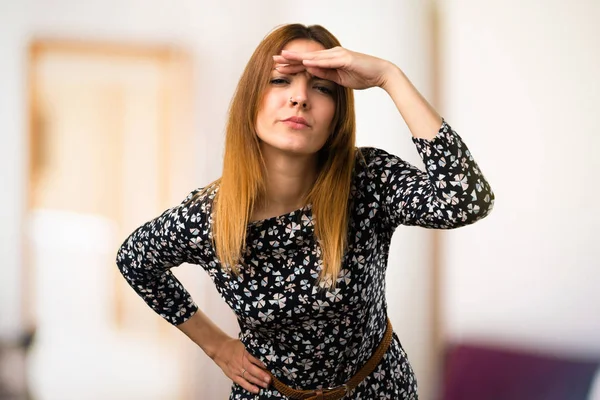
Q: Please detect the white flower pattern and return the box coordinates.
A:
[116,120,494,399]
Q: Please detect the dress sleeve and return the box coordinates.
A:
[361,119,494,230]
[115,189,208,325]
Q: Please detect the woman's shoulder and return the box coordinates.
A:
[351,147,413,200]
[171,181,219,225]
[185,182,218,202]
[354,146,401,174]
[351,147,391,197]
[182,181,219,208]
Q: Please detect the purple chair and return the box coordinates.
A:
[442,343,600,400]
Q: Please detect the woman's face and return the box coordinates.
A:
[255,39,337,158]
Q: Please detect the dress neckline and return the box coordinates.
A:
[247,204,312,227]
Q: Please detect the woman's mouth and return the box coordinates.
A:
[282,116,310,129]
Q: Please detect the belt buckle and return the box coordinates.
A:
[308,384,348,399]
[323,383,348,398]
[326,383,348,391]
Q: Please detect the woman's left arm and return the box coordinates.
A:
[359,123,495,229]
[276,47,494,229]
[379,64,443,140]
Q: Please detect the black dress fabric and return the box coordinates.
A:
[116,120,494,399]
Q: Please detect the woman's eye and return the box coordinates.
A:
[315,85,333,95]
[270,78,288,85]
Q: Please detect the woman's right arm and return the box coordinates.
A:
[115,190,203,325]
[116,189,270,393]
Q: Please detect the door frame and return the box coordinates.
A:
[25,37,197,399]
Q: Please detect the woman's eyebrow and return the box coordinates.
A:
[275,69,314,79]
[272,70,331,83]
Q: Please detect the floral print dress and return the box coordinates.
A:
[116,120,494,399]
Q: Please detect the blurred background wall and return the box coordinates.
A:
[0,0,598,399]
[438,0,600,353]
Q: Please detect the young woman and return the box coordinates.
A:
[116,23,494,399]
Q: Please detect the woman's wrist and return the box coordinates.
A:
[177,309,232,359]
[379,61,403,92]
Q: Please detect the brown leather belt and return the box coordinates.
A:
[267,318,394,400]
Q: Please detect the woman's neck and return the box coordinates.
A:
[253,147,318,219]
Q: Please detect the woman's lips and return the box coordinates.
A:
[282,120,310,129]
[282,116,310,129]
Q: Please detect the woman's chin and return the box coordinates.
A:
[262,141,321,157]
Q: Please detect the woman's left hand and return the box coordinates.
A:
[273,47,396,90]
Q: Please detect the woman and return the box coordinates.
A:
[116,23,494,399]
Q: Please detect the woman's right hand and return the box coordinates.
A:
[212,337,272,395]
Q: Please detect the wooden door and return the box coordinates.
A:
[26,39,198,400]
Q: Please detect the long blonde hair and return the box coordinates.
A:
[207,24,356,286]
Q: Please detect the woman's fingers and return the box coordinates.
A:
[305,67,340,83]
[233,373,262,395]
[243,351,271,386]
[272,55,300,64]
[302,58,347,69]
[245,350,269,371]
[230,350,270,394]
[274,63,341,85]
[241,363,270,389]
[273,47,358,86]
[280,47,342,61]
[213,339,272,395]
[274,48,343,64]
[274,49,350,85]
[274,63,306,74]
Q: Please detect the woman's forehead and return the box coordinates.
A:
[282,39,325,53]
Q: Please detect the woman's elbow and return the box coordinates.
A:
[463,187,495,225]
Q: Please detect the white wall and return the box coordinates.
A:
[0,0,438,398]
[439,0,600,355]
[0,0,28,338]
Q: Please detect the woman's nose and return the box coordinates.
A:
[289,79,310,109]
[289,95,308,109]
